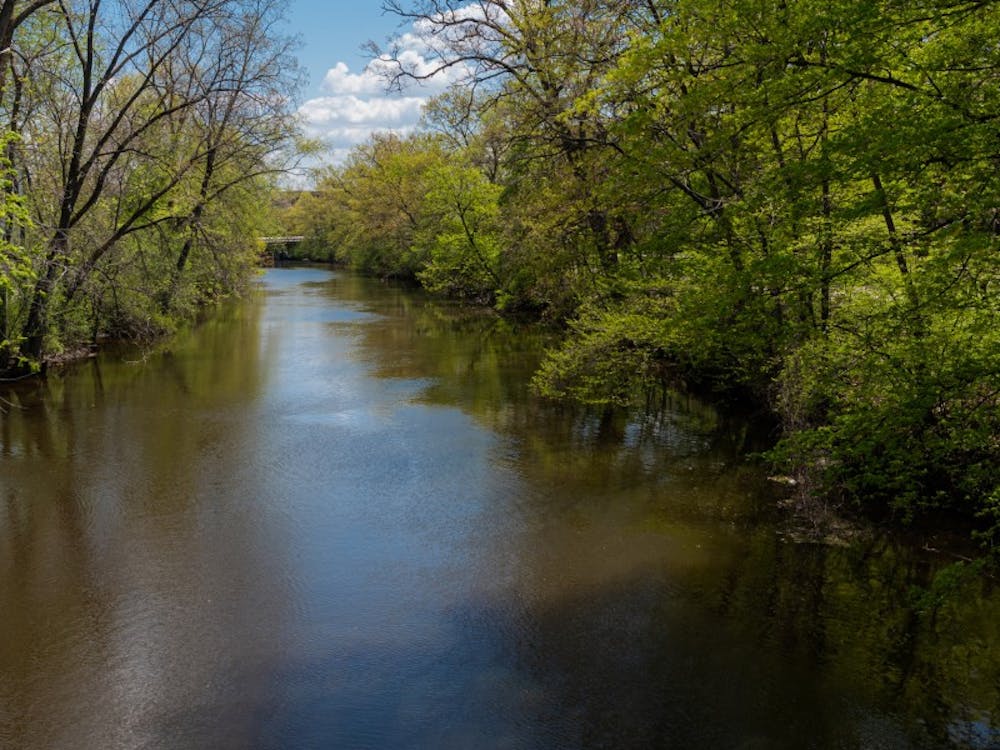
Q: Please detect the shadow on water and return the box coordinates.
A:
[0,295,303,750]
[233,540,1000,750]
[145,533,1000,750]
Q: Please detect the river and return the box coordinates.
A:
[1,267,998,749]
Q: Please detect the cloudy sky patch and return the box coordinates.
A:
[296,16,472,170]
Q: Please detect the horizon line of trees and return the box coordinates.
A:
[286,0,1000,542]
[0,0,302,376]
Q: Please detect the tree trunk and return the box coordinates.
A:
[21,234,67,360]
[872,173,923,336]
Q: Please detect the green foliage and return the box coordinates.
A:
[0,131,34,365]
[0,0,301,372]
[532,293,674,405]
[775,309,1000,522]
[296,133,507,302]
[314,133,445,278]
[416,162,503,303]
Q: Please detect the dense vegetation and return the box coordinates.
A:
[0,0,300,376]
[285,0,1000,539]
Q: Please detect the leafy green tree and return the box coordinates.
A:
[379,0,650,314]
[314,133,445,278]
[0,132,31,364]
[416,159,503,303]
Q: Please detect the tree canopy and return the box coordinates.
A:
[0,0,302,373]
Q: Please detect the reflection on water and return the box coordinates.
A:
[1,267,998,749]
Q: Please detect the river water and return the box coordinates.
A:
[1,267,999,750]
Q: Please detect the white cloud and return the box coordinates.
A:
[301,95,427,128]
[297,7,480,170]
[320,62,385,97]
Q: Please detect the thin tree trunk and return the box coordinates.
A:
[872,172,923,335]
[22,233,67,360]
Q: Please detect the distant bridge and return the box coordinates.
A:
[260,236,305,245]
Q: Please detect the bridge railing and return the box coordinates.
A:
[259,236,305,245]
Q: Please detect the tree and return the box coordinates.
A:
[1,0,300,370]
[323,132,445,278]
[377,0,650,310]
[0,1,57,101]
[0,1,59,367]
[416,158,503,303]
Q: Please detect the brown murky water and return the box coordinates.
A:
[1,267,998,749]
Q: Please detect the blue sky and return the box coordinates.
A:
[286,3,399,93]
[282,1,468,172]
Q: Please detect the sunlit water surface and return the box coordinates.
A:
[2,268,999,750]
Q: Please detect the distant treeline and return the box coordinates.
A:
[284,0,1000,541]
